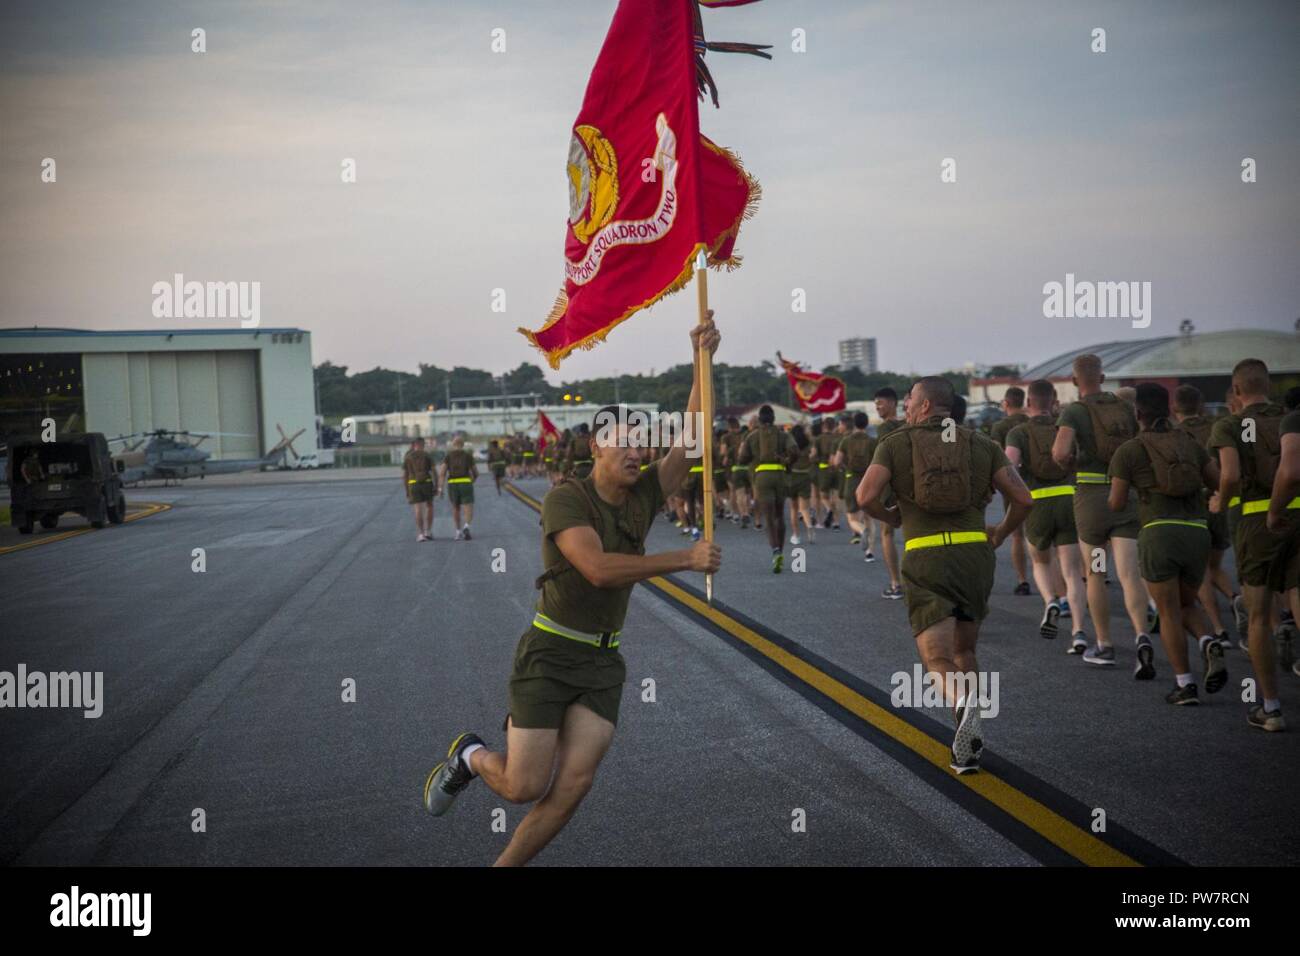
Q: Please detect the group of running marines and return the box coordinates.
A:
[419,314,1298,864]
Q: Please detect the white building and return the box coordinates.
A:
[0,327,317,460]
[838,337,878,374]
[379,398,659,439]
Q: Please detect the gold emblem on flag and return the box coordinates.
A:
[567,125,619,245]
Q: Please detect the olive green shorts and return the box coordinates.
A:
[752,470,787,504]
[713,468,729,492]
[507,626,626,729]
[1233,512,1300,591]
[842,472,862,512]
[447,481,474,506]
[729,466,750,490]
[902,541,997,635]
[1138,522,1210,586]
[407,482,434,504]
[1073,483,1139,546]
[787,470,812,500]
[490,463,506,478]
[1024,493,1077,551]
[815,464,836,493]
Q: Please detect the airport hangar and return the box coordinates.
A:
[0,327,318,461]
[969,328,1300,407]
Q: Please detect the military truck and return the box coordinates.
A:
[6,433,127,534]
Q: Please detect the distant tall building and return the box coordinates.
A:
[838,337,878,374]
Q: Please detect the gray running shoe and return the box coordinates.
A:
[1246,705,1285,732]
[1083,644,1116,667]
[1067,632,1088,655]
[950,698,984,774]
[1134,636,1156,680]
[1203,639,1227,694]
[423,732,484,817]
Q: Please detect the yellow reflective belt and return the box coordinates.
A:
[689,466,704,473]
[523,452,535,457]
[1228,496,1240,509]
[1142,519,1208,530]
[1076,471,1109,485]
[407,477,433,484]
[818,462,829,469]
[1241,497,1300,515]
[905,530,990,552]
[447,477,472,483]
[1031,485,1075,499]
[532,612,620,648]
[755,464,786,472]
[639,464,650,471]
[731,466,748,472]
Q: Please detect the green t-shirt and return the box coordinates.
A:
[876,418,904,440]
[1178,414,1214,449]
[791,444,812,472]
[813,430,839,464]
[1109,425,1210,524]
[1284,410,1300,436]
[1005,414,1072,490]
[990,412,1029,448]
[537,466,666,633]
[836,431,877,474]
[443,448,475,479]
[870,416,1009,540]
[1208,401,1286,502]
[739,425,794,466]
[402,450,433,482]
[1057,393,1137,476]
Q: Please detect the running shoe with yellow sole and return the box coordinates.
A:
[423,732,484,816]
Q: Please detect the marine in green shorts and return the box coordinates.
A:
[1057,391,1140,545]
[440,437,478,540]
[422,316,723,865]
[739,408,797,568]
[858,376,1031,775]
[1110,384,1225,705]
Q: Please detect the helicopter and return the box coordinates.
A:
[107,426,306,485]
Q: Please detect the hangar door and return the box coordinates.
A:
[82,351,262,460]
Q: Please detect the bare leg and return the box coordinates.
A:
[1058,544,1087,635]
[493,704,615,867]
[1079,540,1112,647]
[881,525,901,588]
[1111,537,1151,636]
[1147,578,1189,673]
[1029,543,1058,607]
[1010,526,1029,586]
[1244,583,1279,701]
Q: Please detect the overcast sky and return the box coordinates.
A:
[2,0,1298,384]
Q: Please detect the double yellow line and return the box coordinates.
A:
[505,481,1141,866]
[0,502,171,555]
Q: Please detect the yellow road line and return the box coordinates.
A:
[0,502,171,556]
[505,481,1139,866]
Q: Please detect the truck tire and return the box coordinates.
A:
[90,495,107,529]
[18,519,33,534]
[39,514,59,530]
[107,493,126,525]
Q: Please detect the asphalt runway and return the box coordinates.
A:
[2,473,1296,866]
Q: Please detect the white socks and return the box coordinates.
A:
[460,743,483,774]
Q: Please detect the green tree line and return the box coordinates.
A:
[315,360,971,418]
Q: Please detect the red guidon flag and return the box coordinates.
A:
[537,409,561,451]
[518,0,765,369]
[778,353,847,413]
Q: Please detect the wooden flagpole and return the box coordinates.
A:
[695,248,715,604]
